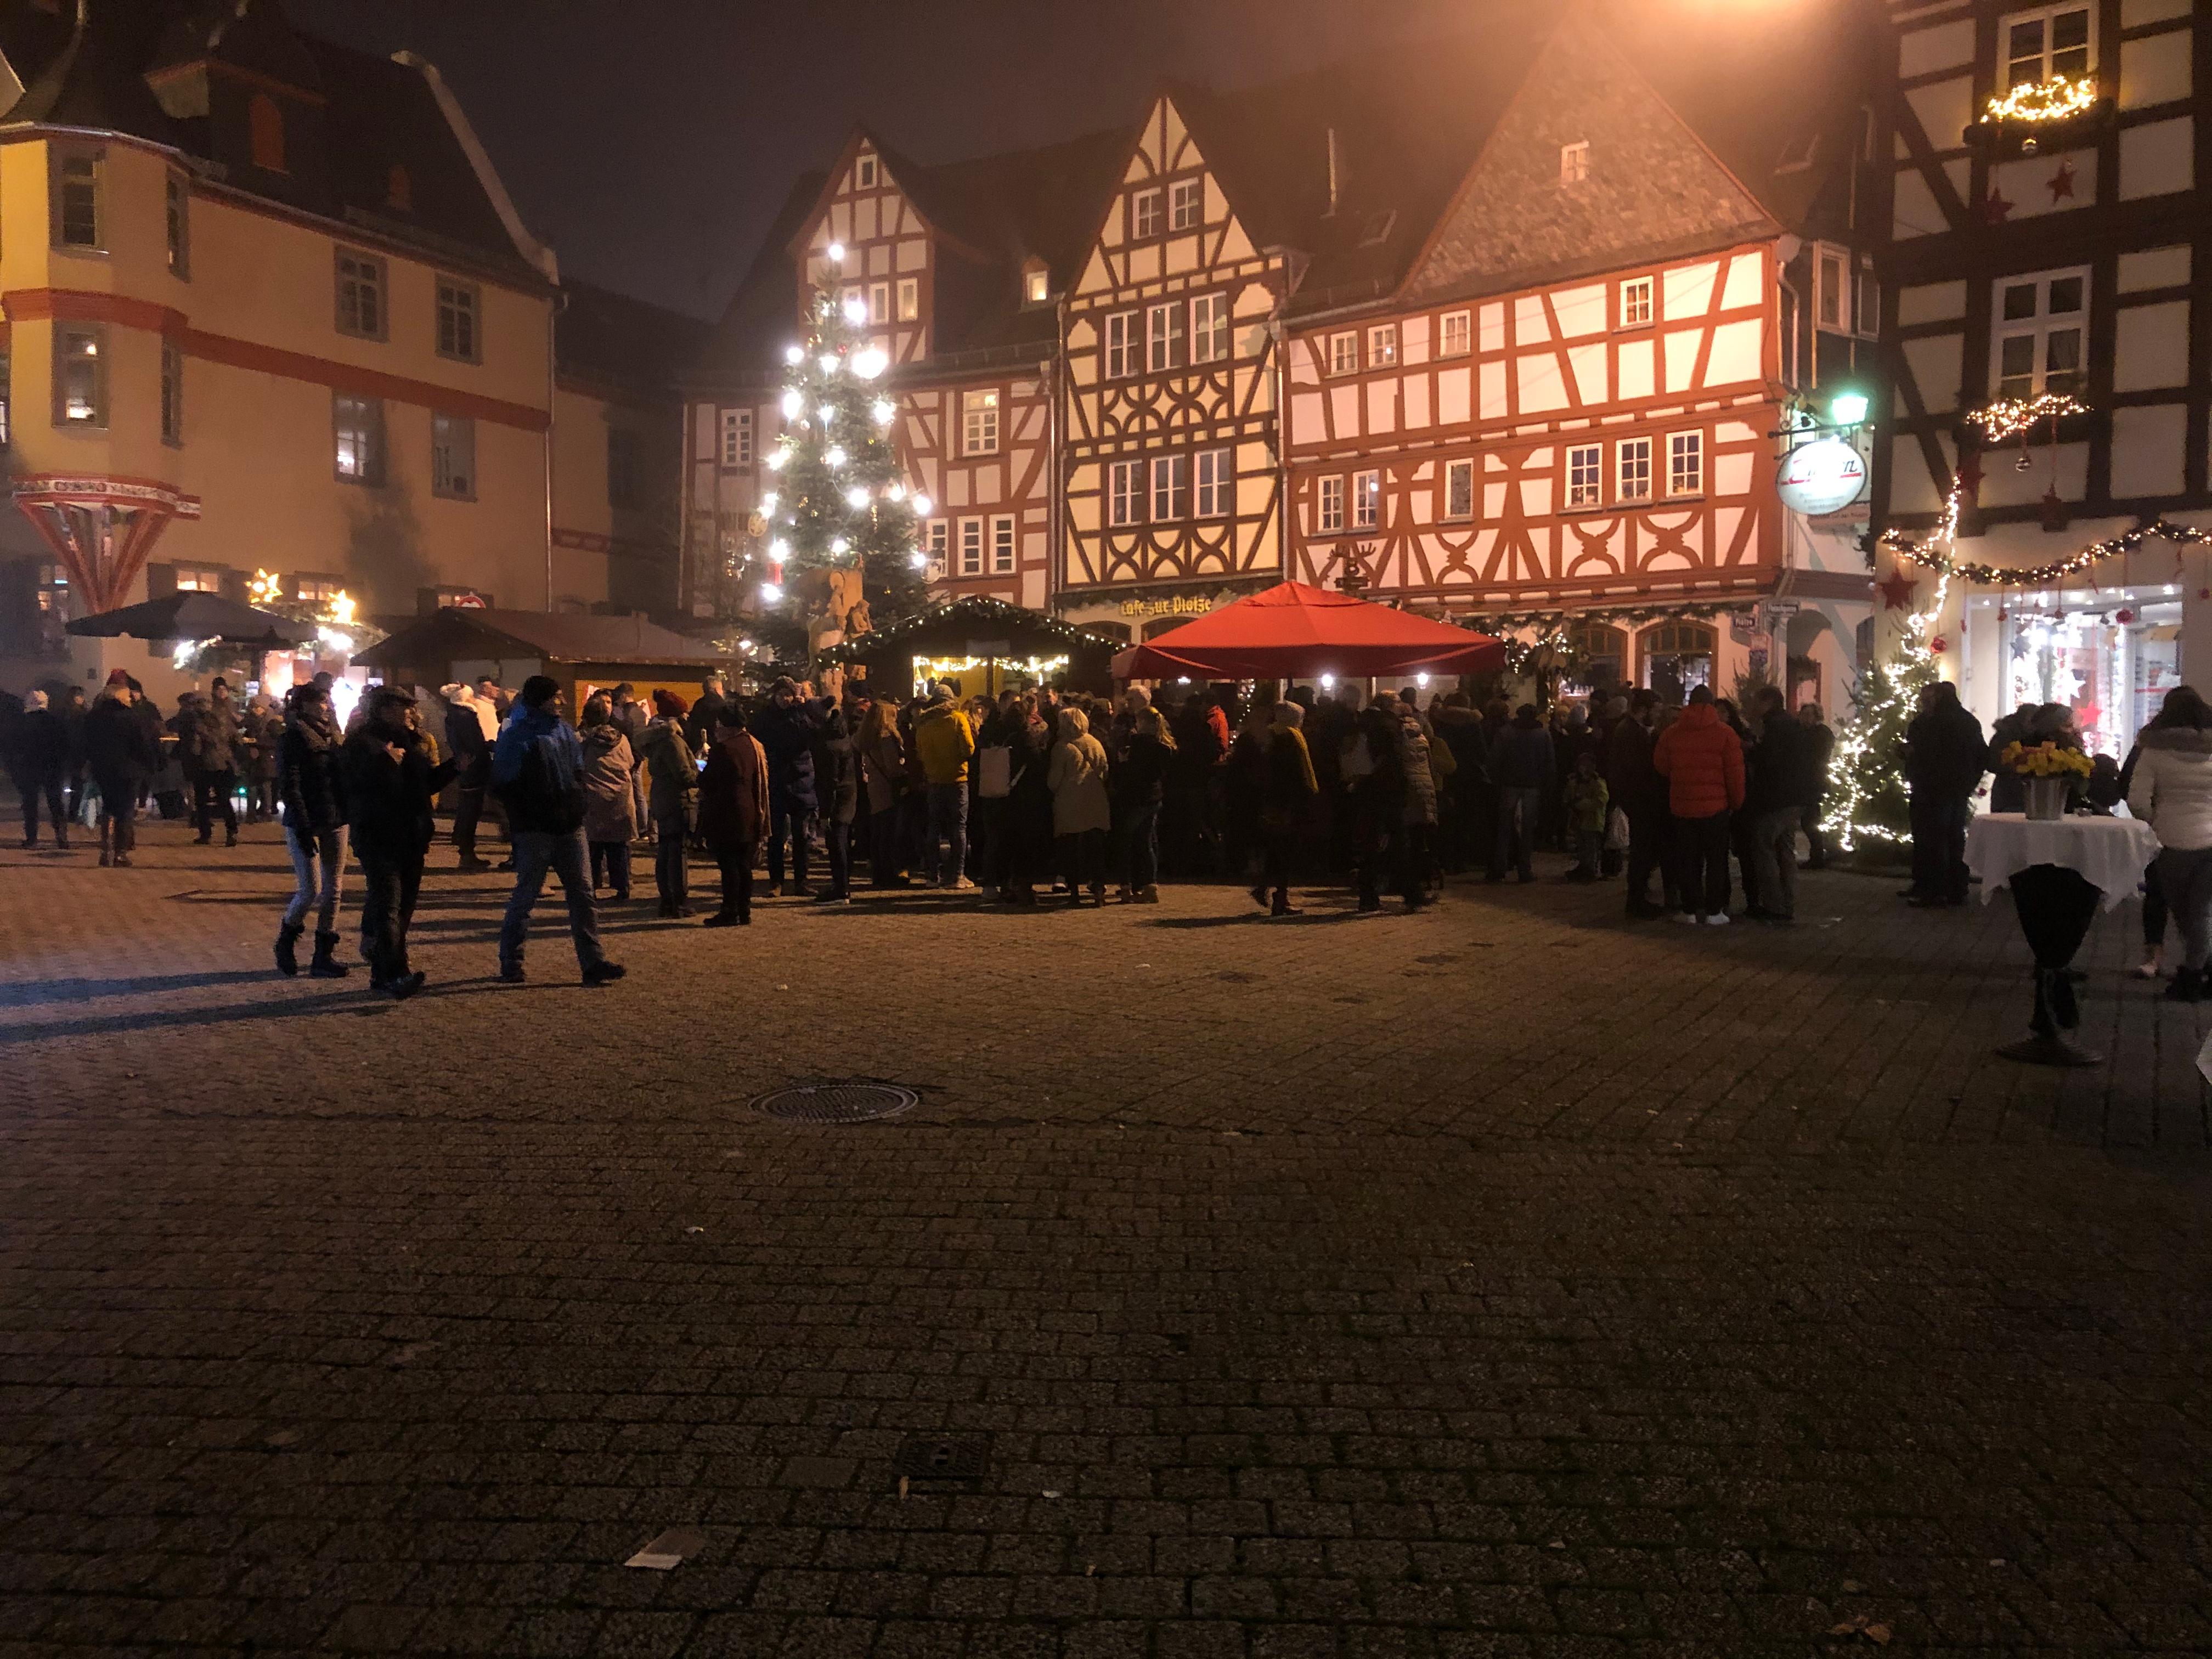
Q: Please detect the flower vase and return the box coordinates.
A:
[2025,777,2068,821]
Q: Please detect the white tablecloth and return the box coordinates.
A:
[1965,814,2162,912]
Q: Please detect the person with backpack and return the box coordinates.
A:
[490,676,625,986]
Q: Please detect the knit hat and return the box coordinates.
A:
[928,684,953,704]
[105,668,131,686]
[520,674,560,707]
[653,689,689,718]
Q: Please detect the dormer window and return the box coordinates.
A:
[249,93,286,174]
[1024,266,1049,304]
[856,154,878,189]
[1560,142,1590,187]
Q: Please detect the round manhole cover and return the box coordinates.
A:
[752,1082,918,1124]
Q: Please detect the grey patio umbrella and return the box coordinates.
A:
[66,592,317,648]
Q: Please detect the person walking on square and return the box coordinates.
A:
[441,682,498,872]
[2126,685,2212,1000]
[274,683,351,978]
[697,704,769,926]
[9,690,69,850]
[578,693,638,902]
[343,689,456,999]
[1901,680,1985,908]
[915,684,977,889]
[82,671,155,867]
[492,676,625,986]
[1652,685,1743,926]
[639,690,697,917]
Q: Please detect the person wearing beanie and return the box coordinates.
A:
[640,689,697,916]
[490,676,624,985]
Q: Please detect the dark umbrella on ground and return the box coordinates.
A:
[65,592,317,647]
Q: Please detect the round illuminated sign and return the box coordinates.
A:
[1776,437,1867,516]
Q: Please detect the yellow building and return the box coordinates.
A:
[0,0,690,702]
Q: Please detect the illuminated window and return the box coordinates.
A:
[1329,332,1358,375]
[1353,470,1380,529]
[1443,458,1474,521]
[166,173,190,278]
[1106,312,1137,378]
[333,393,385,483]
[1147,302,1185,373]
[160,341,183,445]
[248,93,286,172]
[958,517,983,575]
[961,388,999,455]
[1025,267,1049,303]
[1318,476,1345,534]
[720,408,752,467]
[1150,454,1189,521]
[172,567,226,593]
[1560,140,1590,186]
[436,278,480,362]
[1619,276,1653,329]
[432,413,475,500]
[1368,324,1397,367]
[294,575,345,604]
[54,328,105,427]
[1616,437,1653,503]
[1190,292,1229,364]
[1667,431,1703,497]
[1170,178,1202,230]
[1994,267,2087,397]
[1197,448,1234,518]
[2004,4,2092,89]
[52,148,101,250]
[991,515,1015,573]
[1109,460,1142,527]
[335,249,386,339]
[1133,188,1163,238]
[1439,311,1471,357]
[1566,444,1602,508]
[897,278,919,321]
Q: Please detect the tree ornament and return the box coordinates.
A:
[1930,635,1948,653]
[2115,608,2136,624]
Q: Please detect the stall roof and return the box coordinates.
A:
[822,597,1126,665]
[353,608,732,670]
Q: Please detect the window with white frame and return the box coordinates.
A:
[991,515,1016,573]
[720,408,753,467]
[1024,267,1049,303]
[1439,311,1471,358]
[1105,311,1138,378]
[926,519,948,578]
[897,278,919,321]
[2002,4,2092,90]
[1109,460,1142,527]
[1616,437,1652,503]
[1353,469,1380,529]
[961,388,1000,455]
[1815,245,1849,332]
[1566,444,1602,509]
[436,277,480,363]
[1993,268,2087,397]
[52,146,101,250]
[1191,292,1229,364]
[1368,324,1398,367]
[1619,276,1653,329]
[1329,332,1358,375]
[335,248,386,339]
[432,411,475,499]
[958,517,984,576]
[856,154,878,188]
[1147,302,1185,373]
[1318,475,1346,533]
[1667,431,1703,498]
[332,392,385,483]
[1170,177,1203,230]
[1443,458,1474,521]
[1151,454,1190,520]
[1133,188,1163,238]
[172,567,226,593]
[870,281,889,324]
[54,327,105,427]
[1560,141,1590,187]
[1196,448,1233,518]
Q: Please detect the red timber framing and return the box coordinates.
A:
[14,474,204,613]
[900,364,1054,611]
[1286,243,1787,612]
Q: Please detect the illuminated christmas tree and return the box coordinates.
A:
[1826,501,1954,850]
[758,285,929,640]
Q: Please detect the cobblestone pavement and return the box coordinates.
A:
[3,817,2210,1657]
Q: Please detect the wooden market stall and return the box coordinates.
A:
[352,608,735,709]
[822,597,1123,699]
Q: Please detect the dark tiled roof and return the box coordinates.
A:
[557,280,711,396]
[685,168,823,386]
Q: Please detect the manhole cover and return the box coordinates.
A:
[752,1082,918,1124]
[894,1434,990,1481]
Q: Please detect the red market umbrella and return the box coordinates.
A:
[1111,582,1505,681]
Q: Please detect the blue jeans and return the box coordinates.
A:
[283,823,348,933]
[500,827,606,972]
[1120,802,1160,891]
[925,782,967,884]
[769,798,812,887]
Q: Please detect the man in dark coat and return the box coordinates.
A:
[343,689,458,998]
[82,672,157,865]
[1903,679,1987,907]
[684,673,732,758]
[1797,702,1835,869]
[442,684,497,872]
[1487,704,1553,883]
[1606,689,1669,917]
[9,690,70,849]
[1742,685,1813,923]
[750,676,826,896]
[492,675,624,985]
[189,678,244,845]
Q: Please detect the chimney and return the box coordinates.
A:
[1325,127,1340,217]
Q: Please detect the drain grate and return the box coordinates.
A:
[752,1082,918,1124]
[894,1433,990,1481]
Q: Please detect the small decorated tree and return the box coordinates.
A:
[757,286,930,659]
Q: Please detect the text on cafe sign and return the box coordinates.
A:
[1775,437,1867,517]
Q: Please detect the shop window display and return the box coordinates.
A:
[1993,589,2181,758]
[1641,619,1715,704]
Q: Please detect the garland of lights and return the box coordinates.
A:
[1462,599,1752,634]
[1886,517,2212,587]
[1966,393,2088,443]
[1982,74,2098,125]
[821,595,1126,659]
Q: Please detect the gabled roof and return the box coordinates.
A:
[687,167,823,386]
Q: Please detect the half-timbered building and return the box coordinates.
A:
[1874,0,2209,753]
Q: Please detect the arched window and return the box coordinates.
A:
[248,94,286,173]
[385,165,412,213]
[1562,620,1627,695]
[1640,619,1716,703]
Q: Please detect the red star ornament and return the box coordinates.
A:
[2046,159,2076,204]
[1983,187,2015,224]
[1878,569,1920,611]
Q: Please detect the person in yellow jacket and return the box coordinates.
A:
[913,685,977,888]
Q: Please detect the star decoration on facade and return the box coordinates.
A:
[2046,159,2076,203]
[1982,187,2015,224]
[1878,569,1920,612]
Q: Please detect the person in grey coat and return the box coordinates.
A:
[579,693,639,901]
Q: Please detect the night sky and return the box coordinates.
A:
[290,0,1488,321]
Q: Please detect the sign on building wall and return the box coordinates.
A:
[1776,438,1867,516]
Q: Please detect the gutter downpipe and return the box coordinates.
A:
[545,289,566,611]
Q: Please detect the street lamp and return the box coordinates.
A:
[1830,390,1870,428]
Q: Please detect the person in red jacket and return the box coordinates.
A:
[1652,685,1745,926]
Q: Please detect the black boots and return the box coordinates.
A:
[309,931,349,978]
[275,923,303,976]
[2166,967,2203,1002]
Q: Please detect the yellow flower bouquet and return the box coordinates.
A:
[2000,740,2093,780]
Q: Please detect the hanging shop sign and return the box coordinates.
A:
[1775,438,1867,516]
